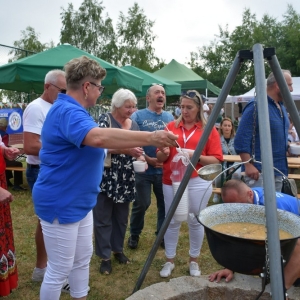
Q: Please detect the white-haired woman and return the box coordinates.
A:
[93,89,146,275]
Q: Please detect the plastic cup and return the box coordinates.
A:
[172,182,189,221]
[133,161,146,173]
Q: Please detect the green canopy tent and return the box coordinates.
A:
[0,44,143,95]
[154,59,221,96]
[121,65,181,96]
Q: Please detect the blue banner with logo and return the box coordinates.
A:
[0,108,23,134]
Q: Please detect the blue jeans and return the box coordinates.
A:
[26,167,40,192]
[130,173,165,236]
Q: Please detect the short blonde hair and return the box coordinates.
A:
[64,56,106,89]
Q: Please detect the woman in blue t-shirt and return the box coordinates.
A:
[32,56,178,300]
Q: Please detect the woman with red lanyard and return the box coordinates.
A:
[157,90,223,278]
[0,138,20,296]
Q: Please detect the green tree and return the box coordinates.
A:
[279,5,300,75]
[189,5,300,95]
[60,0,118,63]
[3,26,47,104]
[116,2,161,71]
[9,26,47,61]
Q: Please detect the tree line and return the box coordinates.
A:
[1,0,300,102]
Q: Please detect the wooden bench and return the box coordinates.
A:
[5,166,26,172]
[288,174,300,180]
[212,187,222,195]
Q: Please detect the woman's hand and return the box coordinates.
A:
[136,155,148,171]
[128,147,144,158]
[0,187,13,203]
[150,130,178,148]
[3,147,20,160]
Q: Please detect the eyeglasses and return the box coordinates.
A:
[181,91,201,102]
[50,83,66,94]
[89,82,105,94]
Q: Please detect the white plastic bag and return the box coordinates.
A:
[170,152,189,222]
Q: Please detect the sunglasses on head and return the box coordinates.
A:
[181,91,201,102]
[50,83,66,94]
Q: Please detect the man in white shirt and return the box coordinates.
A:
[23,69,67,283]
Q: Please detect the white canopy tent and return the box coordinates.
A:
[232,77,300,103]
[207,77,300,119]
[208,77,300,103]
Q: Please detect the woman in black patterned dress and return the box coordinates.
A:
[93,89,147,275]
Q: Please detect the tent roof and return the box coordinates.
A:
[154,59,221,95]
[121,65,181,96]
[0,44,143,95]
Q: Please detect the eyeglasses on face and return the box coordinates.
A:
[50,83,66,94]
[89,82,105,94]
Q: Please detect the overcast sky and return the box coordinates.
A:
[1,0,300,66]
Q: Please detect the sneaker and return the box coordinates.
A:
[128,235,139,249]
[160,262,175,278]
[100,259,112,275]
[189,261,201,277]
[213,194,220,203]
[61,280,70,293]
[61,280,90,294]
[32,267,46,282]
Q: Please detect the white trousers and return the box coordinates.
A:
[40,211,93,300]
[163,177,212,259]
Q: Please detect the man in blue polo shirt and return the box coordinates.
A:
[208,179,300,292]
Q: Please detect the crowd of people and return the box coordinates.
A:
[2,58,299,299]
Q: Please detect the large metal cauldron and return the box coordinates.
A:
[199,204,300,275]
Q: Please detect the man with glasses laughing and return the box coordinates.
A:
[128,84,174,250]
[23,69,71,292]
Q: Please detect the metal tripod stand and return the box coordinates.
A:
[132,44,300,300]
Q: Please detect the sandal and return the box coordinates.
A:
[100,259,112,275]
[113,252,130,264]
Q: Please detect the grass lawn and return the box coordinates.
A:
[8,182,221,300]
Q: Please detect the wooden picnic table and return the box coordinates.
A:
[222,155,300,169]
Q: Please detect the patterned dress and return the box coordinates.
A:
[99,113,139,203]
[0,150,18,296]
